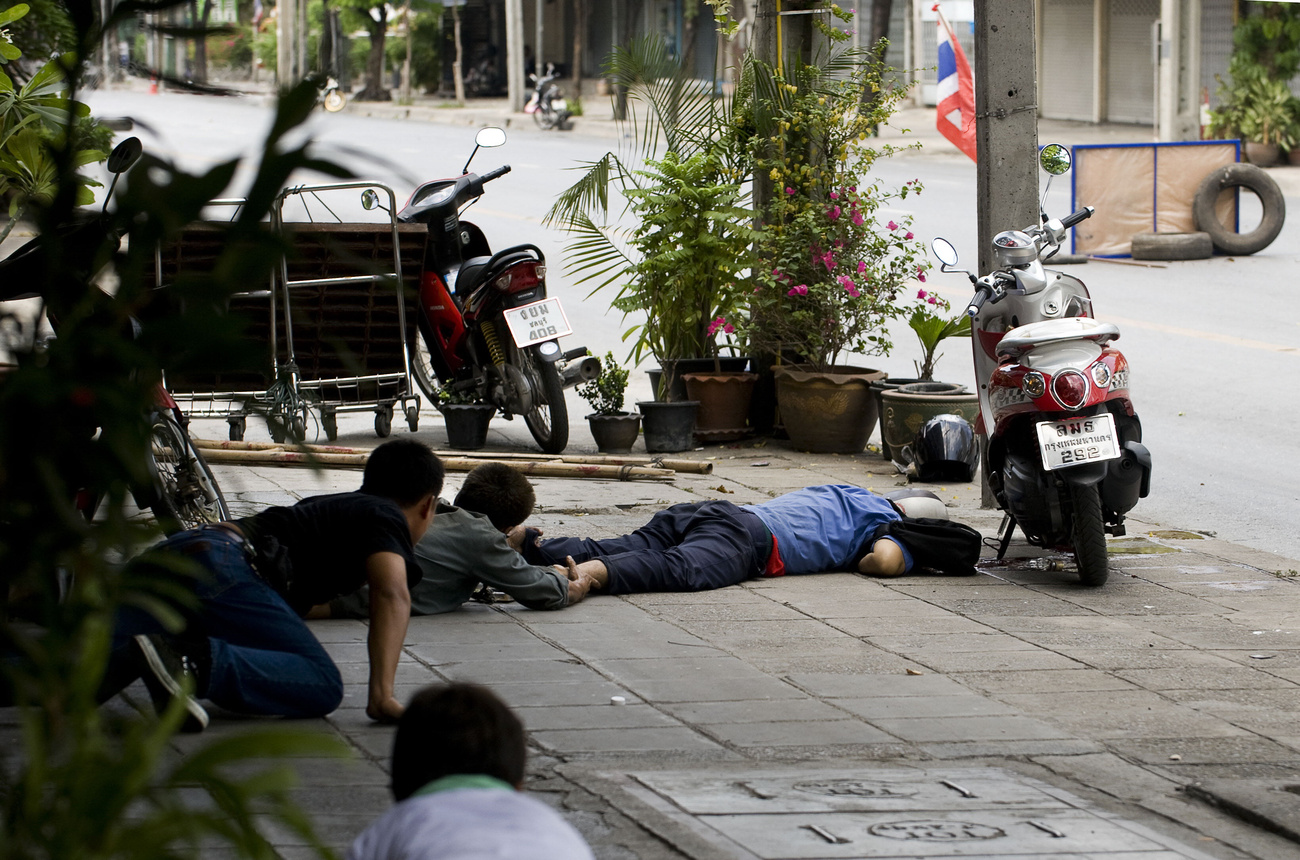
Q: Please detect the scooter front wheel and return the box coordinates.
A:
[534,108,557,130]
[147,411,230,534]
[1068,483,1108,587]
[323,89,346,112]
[409,331,441,403]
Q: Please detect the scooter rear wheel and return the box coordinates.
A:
[1069,483,1109,587]
[519,349,568,454]
[147,411,230,534]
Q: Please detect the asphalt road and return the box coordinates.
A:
[79,89,1300,562]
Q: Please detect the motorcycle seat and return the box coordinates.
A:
[997,317,1120,359]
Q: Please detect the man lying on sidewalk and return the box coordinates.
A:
[320,463,592,619]
[103,438,443,732]
[515,484,982,595]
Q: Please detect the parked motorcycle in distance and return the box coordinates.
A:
[365,127,598,454]
[0,137,230,533]
[524,63,571,131]
[931,143,1152,586]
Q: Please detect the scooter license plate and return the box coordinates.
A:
[503,298,573,347]
[1036,413,1121,471]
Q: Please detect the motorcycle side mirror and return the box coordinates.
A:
[1039,143,1071,176]
[106,136,143,174]
[475,127,506,148]
[931,237,960,268]
[463,127,506,175]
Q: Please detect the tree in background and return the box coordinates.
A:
[338,0,390,99]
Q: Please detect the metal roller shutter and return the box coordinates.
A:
[1107,0,1158,124]
[1041,0,1095,120]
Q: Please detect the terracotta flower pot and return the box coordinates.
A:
[682,372,758,442]
[773,365,886,454]
[1244,141,1280,167]
[587,412,641,454]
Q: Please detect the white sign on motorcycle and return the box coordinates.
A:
[503,298,573,347]
[1035,413,1120,471]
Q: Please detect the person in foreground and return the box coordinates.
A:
[104,438,443,732]
[347,683,595,860]
[323,463,593,619]
[516,484,981,595]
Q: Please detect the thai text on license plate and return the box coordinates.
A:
[1035,413,1121,471]
[503,298,573,347]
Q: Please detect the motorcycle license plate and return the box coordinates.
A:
[503,298,573,347]
[1036,413,1121,471]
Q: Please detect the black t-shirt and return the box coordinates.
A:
[239,491,421,615]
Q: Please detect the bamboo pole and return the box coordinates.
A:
[192,439,713,474]
[196,447,676,481]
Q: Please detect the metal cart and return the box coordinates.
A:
[158,182,426,442]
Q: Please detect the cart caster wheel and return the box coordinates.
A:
[228,417,246,442]
[289,415,307,443]
[322,412,338,441]
[375,408,393,438]
[405,406,419,432]
[269,418,287,444]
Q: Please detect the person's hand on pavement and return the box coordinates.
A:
[506,524,542,553]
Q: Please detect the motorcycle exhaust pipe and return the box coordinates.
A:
[561,356,602,389]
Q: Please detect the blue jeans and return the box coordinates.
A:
[109,528,343,718]
[527,500,770,594]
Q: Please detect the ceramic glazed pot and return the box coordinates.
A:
[869,377,924,460]
[637,400,699,453]
[879,384,979,462]
[682,372,758,442]
[586,412,641,454]
[772,365,886,454]
[439,403,496,450]
[1245,141,1280,167]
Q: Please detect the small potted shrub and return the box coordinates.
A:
[437,386,497,450]
[578,353,640,454]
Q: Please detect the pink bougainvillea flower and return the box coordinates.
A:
[917,266,928,283]
[837,276,861,298]
[904,231,914,240]
[826,205,841,221]
[707,316,728,337]
[848,185,857,193]
[829,191,840,200]
[787,284,809,297]
[917,289,928,300]
[785,186,796,195]
[851,211,864,227]
[820,251,836,271]
[928,296,938,305]
[887,221,899,231]
[833,239,844,249]
[857,261,867,275]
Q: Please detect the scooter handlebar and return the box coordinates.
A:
[481,165,512,183]
[966,288,991,318]
[1060,206,1094,229]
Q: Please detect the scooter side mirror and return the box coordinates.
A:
[106,136,142,174]
[1040,143,1071,176]
[931,237,960,268]
[475,127,506,148]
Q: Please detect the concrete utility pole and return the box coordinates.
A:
[276,0,296,88]
[1158,0,1200,141]
[506,0,525,112]
[972,0,1039,277]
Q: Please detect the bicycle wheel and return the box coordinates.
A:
[148,411,230,534]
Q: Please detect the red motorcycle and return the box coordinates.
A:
[376,127,598,454]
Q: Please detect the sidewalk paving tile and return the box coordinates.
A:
[996,691,1254,740]
[660,699,850,724]
[784,672,973,699]
[865,632,1046,653]
[530,726,735,756]
[956,668,1141,695]
[832,694,1021,720]
[404,640,573,664]
[1113,666,1298,691]
[901,647,1086,674]
[1066,648,1244,671]
[700,719,898,747]
[868,714,1076,743]
[514,703,682,731]
[613,674,807,704]
[438,658,611,685]
[476,680,637,708]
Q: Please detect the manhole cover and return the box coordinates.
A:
[792,780,919,799]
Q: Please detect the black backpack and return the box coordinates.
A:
[870,517,983,576]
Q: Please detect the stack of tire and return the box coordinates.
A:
[1131,163,1285,261]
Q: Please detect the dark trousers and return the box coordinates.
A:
[528,500,770,594]
[107,528,343,718]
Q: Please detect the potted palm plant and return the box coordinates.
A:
[578,352,640,453]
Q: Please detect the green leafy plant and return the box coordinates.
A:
[577,352,630,416]
[0,9,357,858]
[436,383,483,406]
[908,286,971,381]
[740,50,925,373]
[545,37,755,400]
[1208,4,1300,148]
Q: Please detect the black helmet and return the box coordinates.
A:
[909,414,978,483]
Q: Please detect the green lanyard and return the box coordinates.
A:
[412,774,514,798]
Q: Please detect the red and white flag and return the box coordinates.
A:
[934,4,977,161]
